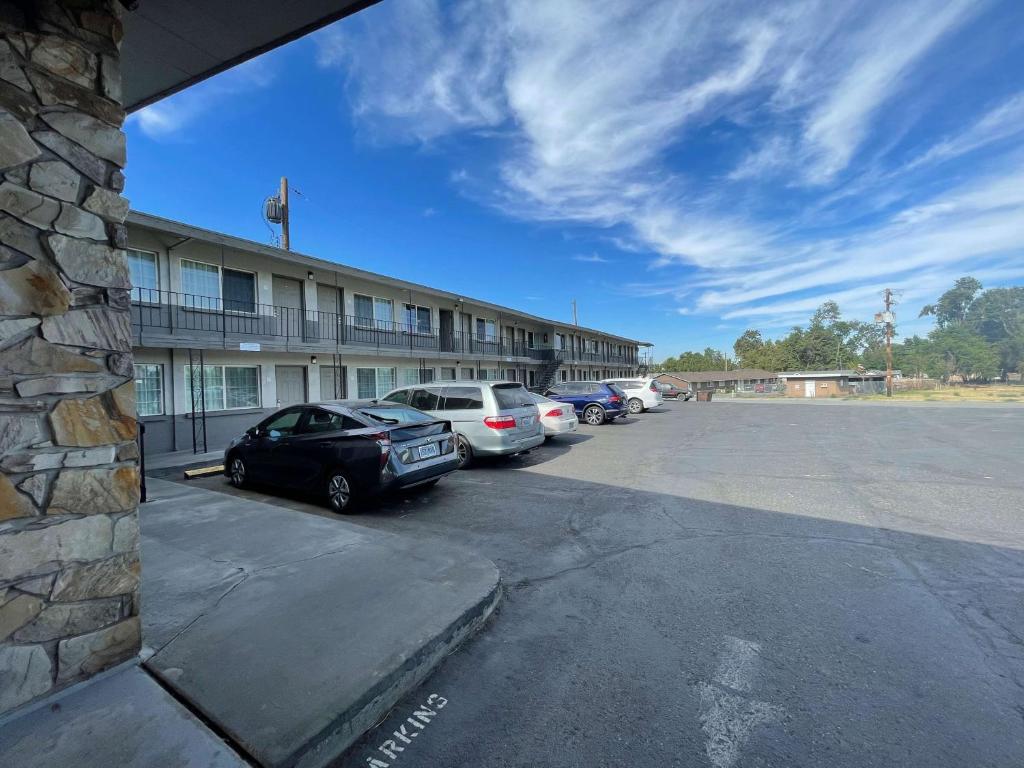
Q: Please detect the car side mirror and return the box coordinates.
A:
[267,429,282,440]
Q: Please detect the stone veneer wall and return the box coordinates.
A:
[0,0,140,715]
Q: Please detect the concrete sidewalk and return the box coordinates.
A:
[140,478,500,768]
[0,665,247,768]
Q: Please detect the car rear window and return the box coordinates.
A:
[608,384,628,398]
[440,386,484,410]
[493,383,533,409]
[358,406,433,424]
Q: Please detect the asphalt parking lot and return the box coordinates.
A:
[175,399,1024,768]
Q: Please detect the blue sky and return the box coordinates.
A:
[125,0,1024,360]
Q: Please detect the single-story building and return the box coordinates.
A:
[778,370,898,397]
[655,369,779,393]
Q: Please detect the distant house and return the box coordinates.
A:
[778,370,896,397]
[655,369,779,393]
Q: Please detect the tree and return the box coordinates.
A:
[925,326,999,381]
[919,277,983,328]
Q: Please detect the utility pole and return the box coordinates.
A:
[571,299,578,326]
[280,176,290,251]
[884,288,894,397]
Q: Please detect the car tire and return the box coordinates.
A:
[628,397,644,414]
[583,404,606,426]
[325,470,355,514]
[456,435,474,469]
[228,455,247,488]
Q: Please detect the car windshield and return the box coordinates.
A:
[357,406,433,425]
[493,383,534,409]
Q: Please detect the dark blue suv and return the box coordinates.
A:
[543,381,627,425]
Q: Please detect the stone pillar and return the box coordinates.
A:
[0,0,139,716]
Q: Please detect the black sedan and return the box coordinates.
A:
[223,401,459,513]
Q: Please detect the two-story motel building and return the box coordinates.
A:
[127,212,647,454]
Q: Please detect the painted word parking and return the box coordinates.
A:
[364,694,448,767]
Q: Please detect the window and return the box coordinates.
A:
[408,387,442,410]
[475,318,496,341]
[134,364,163,416]
[185,365,260,411]
[383,389,409,404]
[222,268,255,313]
[356,367,395,399]
[440,386,483,410]
[440,367,456,380]
[504,368,517,381]
[300,409,345,434]
[478,367,499,381]
[560,370,568,382]
[263,409,302,436]
[128,249,158,301]
[180,260,220,304]
[180,260,255,312]
[460,367,474,380]
[403,304,432,334]
[354,294,393,329]
[493,384,533,409]
[400,368,435,386]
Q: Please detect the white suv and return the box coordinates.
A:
[602,377,664,414]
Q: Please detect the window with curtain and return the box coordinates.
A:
[479,368,499,380]
[180,260,220,306]
[403,304,432,333]
[356,367,396,398]
[461,367,474,380]
[134,364,163,416]
[222,268,256,313]
[440,367,456,380]
[185,365,259,411]
[475,318,496,341]
[128,249,158,301]
[373,298,393,329]
[354,294,374,327]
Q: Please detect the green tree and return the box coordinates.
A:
[925,326,999,380]
[919,277,983,328]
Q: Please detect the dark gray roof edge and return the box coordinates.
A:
[126,210,644,345]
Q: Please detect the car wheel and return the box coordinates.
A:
[628,397,644,414]
[456,435,474,469]
[228,456,247,488]
[326,471,355,514]
[583,405,606,426]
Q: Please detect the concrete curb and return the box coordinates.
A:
[294,578,501,768]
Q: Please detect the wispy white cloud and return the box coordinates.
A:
[572,253,609,263]
[904,91,1024,171]
[318,0,1022,333]
[129,58,276,139]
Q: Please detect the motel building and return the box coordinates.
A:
[126,212,645,454]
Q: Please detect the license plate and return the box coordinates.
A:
[520,416,533,426]
[417,443,439,459]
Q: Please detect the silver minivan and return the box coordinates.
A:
[380,380,544,468]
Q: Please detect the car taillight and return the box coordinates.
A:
[366,431,391,466]
[608,395,621,403]
[649,384,658,392]
[544,408,563,417]
[483,415,516,430]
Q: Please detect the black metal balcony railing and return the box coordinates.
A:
[131,289,543,358]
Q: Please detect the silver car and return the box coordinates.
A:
[380,380,544,468]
